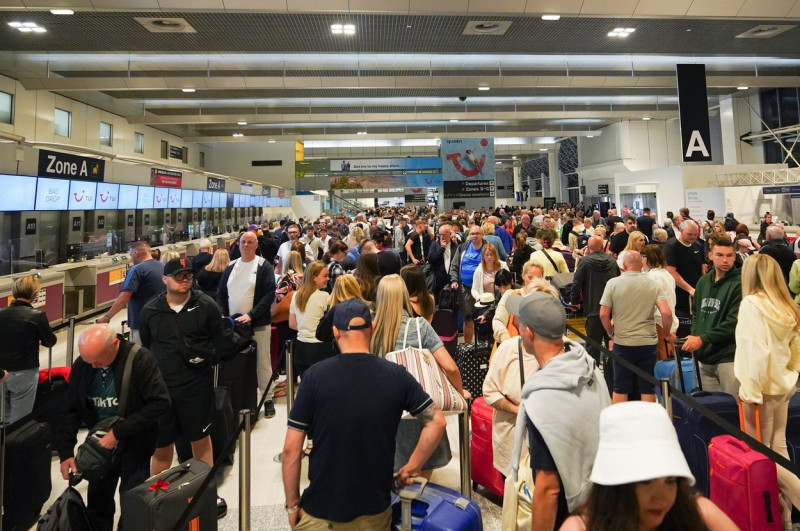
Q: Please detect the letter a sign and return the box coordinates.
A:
[676,64,712,162]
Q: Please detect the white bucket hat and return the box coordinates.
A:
[474,292,495,308]
[590,402,695,486]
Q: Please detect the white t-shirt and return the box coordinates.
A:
[227,258,258,316]
[289,290,328,343]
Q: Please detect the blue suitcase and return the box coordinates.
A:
[671,391,739,496]
[654,358,696,399]
[392,479,482,531]
[786,393,800,463]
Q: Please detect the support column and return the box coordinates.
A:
[719,96,739,165]
[513,162,522,203]
[548,149,560,201]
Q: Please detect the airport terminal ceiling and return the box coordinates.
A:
[2,1,800,148]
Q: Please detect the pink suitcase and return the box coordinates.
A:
[709,434,781,531]
[470,397,505,497]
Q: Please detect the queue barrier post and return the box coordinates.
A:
[660,377,672,421]
[66,316,76,366]
[458,410,472,498]
[286,340,295,413]
[239,409,252,531]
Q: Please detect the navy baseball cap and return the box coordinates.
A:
[333,299,372,331]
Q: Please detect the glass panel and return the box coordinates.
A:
[0,91,12,124]
[54,108,71,137]
[99,122,113,147]
[134,132,144,154]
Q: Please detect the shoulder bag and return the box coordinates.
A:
[385,317,467,413]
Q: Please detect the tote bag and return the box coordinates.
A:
[386,317,467,412]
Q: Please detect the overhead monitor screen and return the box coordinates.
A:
[0,174,36,211]
[118,185,138,209]
[35,177,70,211]
[168,188,182,208]
[192,190,204,208]
[212,192,223,208]
[96,182,119,210]
[202,191,213,208]
[153,187,169,209]
[137,186,154,209]
[180,188,193,208]
[68,180,97,210]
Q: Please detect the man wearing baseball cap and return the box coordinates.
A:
[507,291,610,531]
[282,299,446,529]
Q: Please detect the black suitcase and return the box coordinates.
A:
[455,340,491,398]
[37,481,94,531]
[120,458,217,531]
[3,418,52,531]
[217,339,258,424]
[33,347,68,446]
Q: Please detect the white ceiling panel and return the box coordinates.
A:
[409,0,469,14]
[20,0,92,6]
[1,0,26,7]
[467,0,527,14]
[91,0,160,8]
[737,0,795,17]
[349,0,408,12]
[788,0,800,16]
[580,0,639,16]
[523,0,583,14]
[286,0,347,12]
[633,0,692,16]
[685,0,747,17]
[242,77,284,88]
[221,0,288,9]
[158,0,224,8]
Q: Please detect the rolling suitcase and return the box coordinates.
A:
[654,358,695,400]
[217,339,258,424]
[33,347,68,447]
[785,393,800,463]
[392,478,482,531]
[709,434,781,531]
[2,418,52,531]
[120,458,217,531]
[470,397,504,497]
[454,340,491,398]
[432,309,459,359]
[671,391,739,496]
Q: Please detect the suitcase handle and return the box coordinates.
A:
[395,477,427,531]
[738,400,761,443]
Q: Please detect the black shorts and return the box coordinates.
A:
[156,375,214,447]
[612,343,657,395]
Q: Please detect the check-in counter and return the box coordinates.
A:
[154,244,187,261]
[0,269,66,326]
[216,234,237,253]
[51,255,130,318]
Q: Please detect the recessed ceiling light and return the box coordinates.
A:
[332,23,355,35]
[737,86,749,90]
[50,9,74,15]
[331,24,342,34]
[18,27,33,32]
[268,140,276,143]
[539,148,548,151]
[450,119,459,123]
[7,22,22,28]
[541,14,560,21]
[495,161,502,165]
[512,156,517,159]
[608,27,635,38]
[356,131,367,135]
[642,116,651,121]
[232,133,244,137]
[237,121,247,125]
[587,135,595,138]
[343,24,355,35]
[181,88,195,93]
[478,86,490,91]
[32,27,46,32]
[22,22,37,27]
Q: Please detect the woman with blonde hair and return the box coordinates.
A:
[493,260,545,342]
[289,261,332,377]
[160,250,180,263]
[315,275,366,346]
[471,243,509,301]
[735,253,800,528]
[616,230,646,268]
[371,274,467,479]
[195,248,230,299]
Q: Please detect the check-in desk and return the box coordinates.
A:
[51,255,130,318]
[0,269,66,326]
[185,235,233,258]
[217,234,236,253]
[154,244,188,261]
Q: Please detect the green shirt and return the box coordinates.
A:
[87,367,118,421]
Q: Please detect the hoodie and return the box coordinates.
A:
[570,251,620,316]
[690,266,742,365]
[734,294,800,404]
[511,341,610,512]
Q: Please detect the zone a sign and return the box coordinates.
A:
[676,64,713,163]
[38,149,105,181]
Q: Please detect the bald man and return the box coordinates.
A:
[599,251,673,404]
[56,324,169,531]
[570,236,620,367]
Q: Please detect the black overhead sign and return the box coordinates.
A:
[443,180,495,199]
[598,184,609,195]
[169,145,184,160]
[676,64,712,163]
[38,149,104,181]
[207,177,226,191]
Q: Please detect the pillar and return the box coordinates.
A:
[513,162,522,203]
[548,149,560,201]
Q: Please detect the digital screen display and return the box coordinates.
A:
[180,188,193,208]
[95,182,119,209]
[35,177,70,211]
[118,185,138,209]
[0,174,36,211]
[168,188,181,208]
[192,190,203,208]
[153,187,169,209]
[202,191,212,208]
[212,192,223,208]
[137,186,154,209]
[68,180,97,210]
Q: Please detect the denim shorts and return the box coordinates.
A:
[612,343,657,395]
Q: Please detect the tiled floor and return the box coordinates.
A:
[32,312,505,529]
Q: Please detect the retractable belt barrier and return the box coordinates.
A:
[566,324,800,482]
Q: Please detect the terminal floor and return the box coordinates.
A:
[33,312,522,530]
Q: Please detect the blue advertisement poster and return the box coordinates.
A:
[441,138,495,181]
[330,157,441,172]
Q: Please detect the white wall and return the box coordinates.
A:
[613,166,684,221]
[207,142,296,191]
[291,195,323,221]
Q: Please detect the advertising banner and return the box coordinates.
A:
[330,157,441,172]
[68,181,97,210]
[441,138,495,181]
[331,174,442,189]
[38,149,104,181]
[96,182,119,209]
[443,180,495,199]
[150,168,182,188]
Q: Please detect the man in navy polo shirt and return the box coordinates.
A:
[281,299,446,529]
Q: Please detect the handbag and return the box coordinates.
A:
[74,344,139,482]
[501,338,534,530]
[271,290,294,323]
[385,317,467,413]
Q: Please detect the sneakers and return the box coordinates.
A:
[217,497,227,519]
[264,400,276,418]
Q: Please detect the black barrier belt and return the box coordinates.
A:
[171,339,290,531]
[51,307,109,332]
[566,324,800,481]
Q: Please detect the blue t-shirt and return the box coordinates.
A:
[460,243,483,287]
[121,258,166,329]
[288,354,432,523]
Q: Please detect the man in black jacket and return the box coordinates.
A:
[570,236,620,365]
[428,222,459,303]
[759,224,796,286]
[140,258,234,476]
[217,231,277,418]
[57,324,169,531]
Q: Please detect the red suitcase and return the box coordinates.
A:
[709,434,781,531]
[470,397,505,497]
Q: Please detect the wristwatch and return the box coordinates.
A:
[284,502,301,515]
[103,313,111,322]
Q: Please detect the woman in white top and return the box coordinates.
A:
[492,261,544,343]
[289,260,333,377]
[471,243,509,300]
[530,232,569,279]
[735,253,800,527]
[616,230,646,269]
[642,244,678,361]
